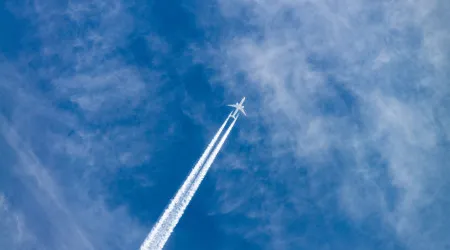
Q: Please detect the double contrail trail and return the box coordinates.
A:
[140,114,238,250]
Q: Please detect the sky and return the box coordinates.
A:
[1,0,450,250]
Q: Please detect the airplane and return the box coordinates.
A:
[227,97,247,119]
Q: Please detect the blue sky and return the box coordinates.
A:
[1,0,450,250]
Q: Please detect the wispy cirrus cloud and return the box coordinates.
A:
[198,0,450,249]
[0,193,29,249]
[0,0,174,249]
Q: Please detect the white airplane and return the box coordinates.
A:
[228,97,247,119]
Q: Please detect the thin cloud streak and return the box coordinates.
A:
[1,0,164,249]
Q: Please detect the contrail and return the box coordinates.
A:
[177,115,238,220]
[142,116,238,250]
[140,114,233,250]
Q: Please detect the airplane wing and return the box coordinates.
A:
[241,109,247,116]
[227,104,238,108]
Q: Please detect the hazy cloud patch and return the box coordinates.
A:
[200,0,450,249]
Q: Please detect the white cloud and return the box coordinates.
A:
[201,0,450,249]
[0,192,36,249]
[0,0,172,249]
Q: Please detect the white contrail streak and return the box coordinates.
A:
[140,114,233,250]
[143,116,238,250]
[178,115,238,218]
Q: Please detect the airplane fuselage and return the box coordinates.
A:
[228,97,246,119]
